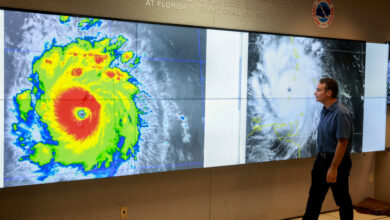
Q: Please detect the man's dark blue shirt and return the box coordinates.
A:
[317,101,353,153]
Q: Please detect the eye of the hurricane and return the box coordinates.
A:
[77,109,86,119]
[54,87,101,140]
[76,109,89,120]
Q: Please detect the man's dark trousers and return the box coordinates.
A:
[303,154,353,220]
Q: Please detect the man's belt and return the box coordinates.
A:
[318,152,334,160]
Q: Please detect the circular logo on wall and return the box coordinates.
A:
[312,0,334,28]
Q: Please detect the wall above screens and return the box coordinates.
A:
[0,9,387,188]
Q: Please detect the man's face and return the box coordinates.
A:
[314,83,331,104]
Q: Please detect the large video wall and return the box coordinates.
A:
[0,9,387,187]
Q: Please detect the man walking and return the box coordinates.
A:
[303,78,354,220]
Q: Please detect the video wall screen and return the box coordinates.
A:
[246,34,365,162]
[0,9,387,188]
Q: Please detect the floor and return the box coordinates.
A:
[290,210,390,219]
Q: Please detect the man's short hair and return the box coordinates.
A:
[319,78,338,98]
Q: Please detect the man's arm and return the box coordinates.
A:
[326,138,348,183]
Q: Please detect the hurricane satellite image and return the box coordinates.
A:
[3,10,206,187]
[246,33,365,163]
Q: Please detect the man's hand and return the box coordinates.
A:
[326,167,337,183]
[327,138,348,184]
